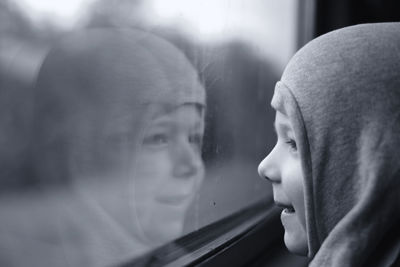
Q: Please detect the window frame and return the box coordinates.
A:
[119,199,282,267]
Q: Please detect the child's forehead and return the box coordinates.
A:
[146,103,204,119]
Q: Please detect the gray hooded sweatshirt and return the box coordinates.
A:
[271,23,400,266]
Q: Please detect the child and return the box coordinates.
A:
[1,29,206,266]
[258,23,400,266]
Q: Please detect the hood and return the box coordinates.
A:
[272,23,400,266]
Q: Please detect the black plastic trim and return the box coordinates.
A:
[119,198,282,267]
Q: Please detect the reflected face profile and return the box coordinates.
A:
[134,104,205,244]
[258,110,307,255]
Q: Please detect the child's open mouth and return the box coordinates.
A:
[275,201,295,213]
[283,206,295,214]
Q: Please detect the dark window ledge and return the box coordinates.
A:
[119,198,284,267]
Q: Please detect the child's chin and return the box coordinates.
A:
[146,219,184,245]
[284,231,308,256]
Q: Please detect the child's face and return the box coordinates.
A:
[258,110,308,255]
[134,104,205,245]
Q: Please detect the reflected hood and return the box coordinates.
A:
[33,28,205,183]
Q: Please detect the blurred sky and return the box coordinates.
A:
[13,0,297,69]
[15,0,96,28]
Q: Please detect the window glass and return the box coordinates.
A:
[0,0,298,265]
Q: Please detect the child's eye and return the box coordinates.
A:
[143,133,169,146]
[285,139,297,152]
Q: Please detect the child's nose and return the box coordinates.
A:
[258,145,281,183]
[173,141,202,179]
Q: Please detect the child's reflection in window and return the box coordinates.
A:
[30,29,206,266]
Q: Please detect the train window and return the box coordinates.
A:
[0,0,310,266]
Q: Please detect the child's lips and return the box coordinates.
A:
[274,201,295,213]
[156,193,192,205]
